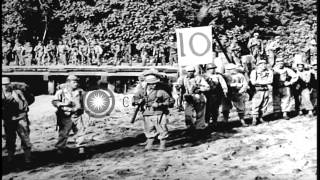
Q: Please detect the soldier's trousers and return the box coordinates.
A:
[25,55,33,66]
[274,86,292,112]
[222,93,247,119]
[185,94,207,130]
[55,115,85,149]
[143,114,168,140]
[298,88,313,111]
[252,90,270,118]
[310,88,317,111]
[205,94,222,124]
[3,117,32,153]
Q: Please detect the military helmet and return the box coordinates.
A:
[145,75,160,84]
[256,59,267,65]
[206,63,217,70]
[67,75,79,81]
[185,65,196,72]
[2,77,11,85]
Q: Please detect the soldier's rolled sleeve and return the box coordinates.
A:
[52,90,63,108]
[218,75,228,93]
[239,75,249,92]
[250,70,258,85]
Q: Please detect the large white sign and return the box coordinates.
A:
[176,26,213,66]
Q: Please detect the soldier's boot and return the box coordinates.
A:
[283,112,289,120]
[158,140,166,151]
[259,118,266,124]
[222,111,229,123]
[145,138,155,150]
[7,150,15,163]
[240,119,248,127]
[251,116,258,126]
[308,110,313,117]
[24,149,32,164]
[259,115,266,123]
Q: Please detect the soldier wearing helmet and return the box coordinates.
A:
[221,63,249,126]
[203,63,228,128]
[52,75,85,154]
[175,65,210,131]
[2,77,32,164]
[250,59,273,125]
[132,74,174,151]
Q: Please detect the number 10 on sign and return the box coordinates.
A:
[176,26,213,66]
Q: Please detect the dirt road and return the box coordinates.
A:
[2,95,316,180]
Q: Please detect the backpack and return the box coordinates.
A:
[10,82,35,106]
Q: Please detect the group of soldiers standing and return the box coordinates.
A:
[2,39,104,66]
[174,57,317,133]
[2,36,179,67]
[1,34,318,166]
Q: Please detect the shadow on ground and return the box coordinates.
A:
[2,110,299,175]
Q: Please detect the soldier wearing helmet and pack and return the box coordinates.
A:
[203,63,228,127]
[250,59,273,125]
[221,63,249,126]
[273,57,298,120]
[176,65,210,131]
[2,77,32,164]
[52,75,85,154]
[132,74,174,151]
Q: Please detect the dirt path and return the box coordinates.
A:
[2,95,316,180]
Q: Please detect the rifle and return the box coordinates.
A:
[212,28,235,64]
[130,98,145,124]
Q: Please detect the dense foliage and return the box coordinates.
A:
[2,0,317,58]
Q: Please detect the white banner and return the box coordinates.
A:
[176,26,213,66]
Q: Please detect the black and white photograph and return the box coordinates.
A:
[1,0,317,179]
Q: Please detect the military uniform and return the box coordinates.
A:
[222,63,249,123]
[247,33,263,60]
[176,66,210,130]
[93,43,103,66]
[310,61,317,112]
[34,42,44,65]
[79,43,89,65]
[2,77,32,163]
[13,42,23,66]
[168,38,177,65]
[57,42,69,65]
[265,37,281,67]
[273,58,298,119]
[295,62,313,116]
[52,75,85,152]
[250,60,273,125]
[46,41,57,65]
[203,63,228,126]
[133,75,173,150]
